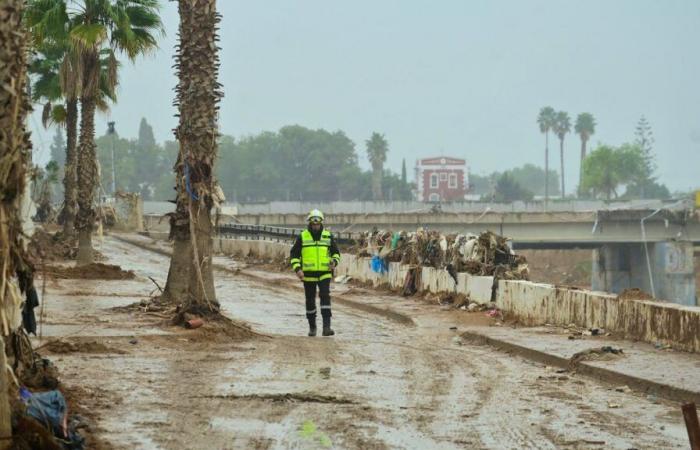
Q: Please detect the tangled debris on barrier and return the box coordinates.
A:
[351,229,529,281]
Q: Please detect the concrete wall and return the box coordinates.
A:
[208,237,700,353]
[497,280,700,353]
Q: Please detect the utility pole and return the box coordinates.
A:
[107,121,117,195]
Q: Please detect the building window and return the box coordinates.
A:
[429,193,440,202]
[430,173,438,188]
[449,173,458,188]
[439,173,447,181]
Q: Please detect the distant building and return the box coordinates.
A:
[414,156,469,202]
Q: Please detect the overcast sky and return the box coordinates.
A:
[31,0,700,192]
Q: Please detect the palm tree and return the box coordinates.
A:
[27,39,81,236]
[575,112,596,196]
[366,132,388,201]
[537,106,556,205]
[60,0,162,264]
[162,0,222,314]
[0,0,32,441]
[553,111,571,198]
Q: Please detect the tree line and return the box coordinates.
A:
[535,107,669,202]
[44,121,413,203]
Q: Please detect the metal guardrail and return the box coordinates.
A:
[216,223,358,244]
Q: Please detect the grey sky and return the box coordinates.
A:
[31,0,700,192]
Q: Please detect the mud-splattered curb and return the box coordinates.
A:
[112,234,415,327]
[461,330,700,405]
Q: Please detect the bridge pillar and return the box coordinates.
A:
[592,241,696,306]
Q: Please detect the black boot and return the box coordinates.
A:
[308,317,317,337]
[322,316,334,336]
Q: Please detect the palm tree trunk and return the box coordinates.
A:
[162,153,192,302]
[544,132,549,206]
[578,137,587,197]
[560,137,565,198]
[372,163,384,201]
[0,0,31,444]
[62,98,78,237]
[163,0,221,315]
[76,94,99,264]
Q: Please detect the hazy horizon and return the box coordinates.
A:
[30,0,700,192]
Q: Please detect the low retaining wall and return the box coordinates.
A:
[497,280,700,352]
[144,235,700,353]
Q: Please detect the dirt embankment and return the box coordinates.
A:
[42,263,135,280]
[519,249,592,288]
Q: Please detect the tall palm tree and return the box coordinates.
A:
[575,112,596,196]
[553,111,571,198]
[63,0,162,264]
[27,39,81,236]
[0,0,32,441]
[537,106,556,205]
[366,132,388,201]
[162,0,222,314]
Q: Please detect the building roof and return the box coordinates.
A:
[417,156,466,166]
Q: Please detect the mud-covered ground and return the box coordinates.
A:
[33,236,689,449]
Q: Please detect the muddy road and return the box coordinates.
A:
[36,236,688,449]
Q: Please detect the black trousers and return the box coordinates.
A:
[304,278,331,325]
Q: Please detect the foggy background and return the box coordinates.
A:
[30,0,700,192]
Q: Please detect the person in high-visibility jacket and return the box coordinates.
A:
[289,209,341,336]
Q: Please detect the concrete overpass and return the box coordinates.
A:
[228,208,700,306]
[231,209,700,249]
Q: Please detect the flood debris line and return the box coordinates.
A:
[352,229,529,280]
[196,393,357,405]
[616,288,656,302]
[41,339,127,355]
[568,346,624,370]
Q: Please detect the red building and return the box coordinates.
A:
[414,156,469,202]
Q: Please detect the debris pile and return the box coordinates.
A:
[352,229,529,280]
[43,263,136,280]
[28,228,78,262]
[616,288,655,302]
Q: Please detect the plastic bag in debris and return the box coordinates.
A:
[391,232,401,250]
[371,255,388,274]
[23,388,85,449]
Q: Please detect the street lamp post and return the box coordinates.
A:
[107,121,116,195]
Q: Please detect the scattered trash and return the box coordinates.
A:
[21,388,86,449]
[646,394,659,404]
[319,367,331,380]
[654,341,672,350]
[568,346,624,370]
[467,303,481,312]
[615,386,632,394]
[370,255,388,274]
[186,318,205,329]
[334,275,352,284]
[452,336,463,346]
[608,402,621,409]
[129,338,139,345]
[449,326,458,330]
[486,309,500,318]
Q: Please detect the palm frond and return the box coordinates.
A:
[69,23,108,51]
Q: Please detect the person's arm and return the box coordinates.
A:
[290,235,304,280]
[329,234,341,268]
